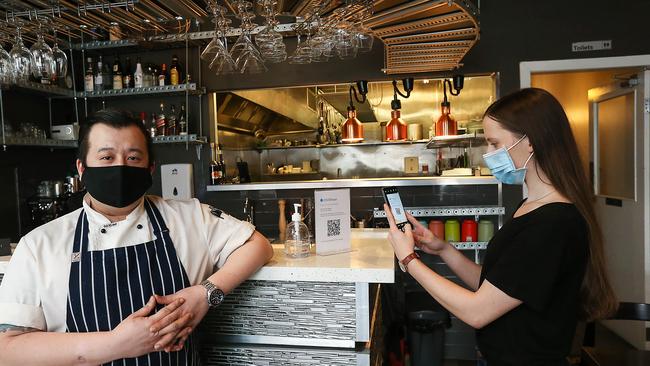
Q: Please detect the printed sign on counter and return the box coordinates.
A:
[314,189,351,255]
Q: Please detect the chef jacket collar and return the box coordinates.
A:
[81,194,155,251]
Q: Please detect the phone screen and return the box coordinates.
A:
[385,191,408,225]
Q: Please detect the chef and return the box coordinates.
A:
[0,109,273,365]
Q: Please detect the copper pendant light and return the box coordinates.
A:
[341,80,368,143]
[435,75,464,136]
[386,78,413,141]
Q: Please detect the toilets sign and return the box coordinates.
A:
[572,40,612,52]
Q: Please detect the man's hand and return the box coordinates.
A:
[110,296,192,359]
[152,286,209,352]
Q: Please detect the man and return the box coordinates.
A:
[0,109,273,365]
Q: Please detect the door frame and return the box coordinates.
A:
[520,55,650,88]
[520,56,650,349]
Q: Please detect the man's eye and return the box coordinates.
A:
[127,156,140,161]
[99,156,112,160]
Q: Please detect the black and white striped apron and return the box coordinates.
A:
[65,198,200,365]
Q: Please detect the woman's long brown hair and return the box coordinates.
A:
[484,88,617,321]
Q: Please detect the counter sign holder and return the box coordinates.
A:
[314,189,351,255]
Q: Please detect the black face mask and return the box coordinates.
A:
[82,165,153,208]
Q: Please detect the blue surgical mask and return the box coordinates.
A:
[482,134,534,185]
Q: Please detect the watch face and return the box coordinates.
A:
[209,288,225,306]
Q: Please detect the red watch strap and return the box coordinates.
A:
[400,252,420,269]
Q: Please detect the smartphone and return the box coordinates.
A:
[382,186,409,232]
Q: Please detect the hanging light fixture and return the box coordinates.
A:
[341,80,368,143]
[387,78,414,141]
[435,75,464,136]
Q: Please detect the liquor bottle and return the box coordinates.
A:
[140,112,147,127]
[143,63,153,87]
[167,104,177,135]
[84,57,94,92]
[102,59,111,89]
[156,102,166,136]
[149,112,157,138]
[94,56,104,91]
[217,144,226,182]
[178,104,187,136]
[133,58,143,88]
[112,55,123,90]
[122,56,133,89]
[209,143,221,185]
[170,55,180,85]
[158,63,168,86]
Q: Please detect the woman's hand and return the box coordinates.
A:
[405,213,449,255]
[384,203,417,261]
[110,296,190,359]
[152,285,209,352]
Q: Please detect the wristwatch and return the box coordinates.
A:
[200,279,225,308]
[398,252,420,273]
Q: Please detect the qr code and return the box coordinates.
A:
[327,219,341,237]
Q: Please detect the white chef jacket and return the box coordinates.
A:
[0,195,255,332]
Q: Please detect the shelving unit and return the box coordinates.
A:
[152,134,202,144]
[257,139,430,150]
[3,81,76,98]
[2,137,78,148]
[80,83,205,98]
[426,132,485,149]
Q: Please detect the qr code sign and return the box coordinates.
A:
[327,219,341,237]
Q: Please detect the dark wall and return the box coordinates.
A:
[202,0,650,95]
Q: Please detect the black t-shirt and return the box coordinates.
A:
[477,202,588,366]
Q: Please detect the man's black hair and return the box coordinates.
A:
[77,109,154,166]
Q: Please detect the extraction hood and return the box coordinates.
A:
[209,91,317,138]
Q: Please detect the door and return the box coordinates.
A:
[589,70,650,349]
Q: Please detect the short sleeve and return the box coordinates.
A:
[484,223,570,312]
[0,237,46,330]
[200,203,256,269]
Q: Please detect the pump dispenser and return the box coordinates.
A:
[284,203,311,258]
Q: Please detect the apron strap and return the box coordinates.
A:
[144,197,170,234]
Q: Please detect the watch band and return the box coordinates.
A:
[200,279,224,308]
[400,252,420,272]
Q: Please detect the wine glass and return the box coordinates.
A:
[51,29,68,84]
[30,24,56,84]
[10,26,32,82]
[0,41,16,85]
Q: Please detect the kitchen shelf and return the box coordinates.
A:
[207,176,498,191]
[1,137,78,148]
[2,81,76,98]
[426,132,485,149]
[451,242,488,250]
[152,134,204,144]
[257,139,430,150]
[373,206,505,218]
[80,83,204,98]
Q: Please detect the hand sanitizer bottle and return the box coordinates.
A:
[284,204,311,258]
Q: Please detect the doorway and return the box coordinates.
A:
[521,56,650,350]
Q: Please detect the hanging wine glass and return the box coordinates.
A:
[50,28,68,86]
[0,37,16,85]
[30,23,56,84]
[10,26,32,82]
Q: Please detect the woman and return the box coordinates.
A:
[384,88,617,366]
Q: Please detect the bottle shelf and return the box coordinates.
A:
[2,81,76,98]
[373,206,505,218]
[451,242,488,250]
[426,132,485,149]
[152,134,204,144]
[2,137,78,148]
[81,83,204,98]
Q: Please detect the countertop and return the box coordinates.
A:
[0,229,395,284]
[250,228,395,283]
